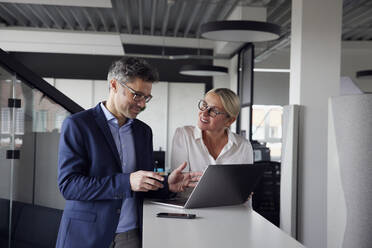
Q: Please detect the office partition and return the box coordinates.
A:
[0,48,82,248]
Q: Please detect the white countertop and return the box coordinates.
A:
[143,201,305,248]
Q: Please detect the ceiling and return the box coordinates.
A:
[0,0,371,61]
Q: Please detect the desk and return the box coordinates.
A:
[143,202,304,248]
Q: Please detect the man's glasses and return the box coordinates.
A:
[120,81,153,103]
[198,100,227,118]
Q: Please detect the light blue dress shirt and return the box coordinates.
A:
[100,102,138,233]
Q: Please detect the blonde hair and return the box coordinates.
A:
[206,88,240,118]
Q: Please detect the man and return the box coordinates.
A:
[56,57,201,248]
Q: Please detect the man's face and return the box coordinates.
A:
[114,77,152,119]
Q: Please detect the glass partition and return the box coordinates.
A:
[0,64,71,247]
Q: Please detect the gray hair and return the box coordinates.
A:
[107,57,159,88]
[207,88,241,118]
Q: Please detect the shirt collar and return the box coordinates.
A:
[100,102,116,122]
[227,128,238,146]
[193,126,202,140]
[193,126,238,146]
[100,102,134,126]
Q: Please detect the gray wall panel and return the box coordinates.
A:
[329,94,372,248]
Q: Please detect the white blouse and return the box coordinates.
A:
[170,126,254,172]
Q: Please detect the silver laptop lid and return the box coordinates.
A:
[149,163,265,209]
[184,163,265,209]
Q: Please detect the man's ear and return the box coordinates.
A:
[110,79,118,92]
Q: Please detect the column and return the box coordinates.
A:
[289,0,342,247]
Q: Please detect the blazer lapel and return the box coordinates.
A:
[93,104,122,169]
[132,121,143,170]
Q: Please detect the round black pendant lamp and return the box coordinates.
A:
[356,70,372,79]
[201,20,281,42]
[179,65,228,76]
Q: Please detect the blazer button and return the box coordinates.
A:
[116,209,121,214]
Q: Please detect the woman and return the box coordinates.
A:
[171,88,254,172]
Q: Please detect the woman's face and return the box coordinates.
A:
[197,92,232,133]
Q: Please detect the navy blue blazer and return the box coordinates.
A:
[56,104,171,248]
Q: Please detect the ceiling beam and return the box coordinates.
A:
[111,0,128,33]
[123,0,132,34]
[70,8,86,31]
[0,4,16,25]
[42,5,63,29]
[270,2,290,24]
[109,1,120,32]
[138,0,143,35]
[54,6,74,30]
[217,0,240,21]
[0,3,28,26]
[343,4,372,28]
[276,8,291,27]
[343,12,372,39]
[161,1,172,36]
[12,3,39,26]
[0,29,124,55]
[196,1,219,37]
[150,0,157,35]
[184,1,202,37]
[267,0,286,19]
[120,33,215,49]
[83,7,98,31]
[25,4,51,28]
[342,0,370,20]
[96,8,109,32]
[268,0,290,22]
[0,0,112,8]
[173,0,186,37]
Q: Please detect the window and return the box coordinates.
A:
[252,105,283,161]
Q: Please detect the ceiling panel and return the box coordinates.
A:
[0,0,371,61]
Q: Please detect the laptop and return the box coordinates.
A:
[149,163,266,209]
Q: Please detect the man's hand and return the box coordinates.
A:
[130,170,164,192]
[168,162,203,193]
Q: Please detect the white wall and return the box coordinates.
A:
[167,83,205,169]
[138,82,169,151]
[213,59,232,89]
[93,80,109,105]
[55,79,93,110]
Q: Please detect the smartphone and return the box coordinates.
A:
[156,212,196,219]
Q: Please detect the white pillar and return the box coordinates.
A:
[289,0,342,247]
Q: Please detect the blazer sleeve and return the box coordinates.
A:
[58,117,132,201]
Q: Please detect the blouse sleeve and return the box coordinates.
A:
[242,139,254,164]
[170,127,190,172]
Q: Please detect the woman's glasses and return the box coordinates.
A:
[198,100,228,118]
